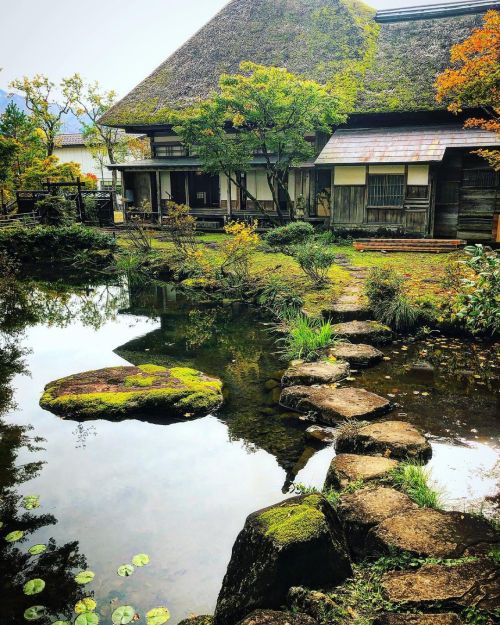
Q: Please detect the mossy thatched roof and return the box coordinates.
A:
[100,0,487,128]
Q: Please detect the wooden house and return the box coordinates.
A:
[101,0,500,240]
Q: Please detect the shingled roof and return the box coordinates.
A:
[100,0,499,128]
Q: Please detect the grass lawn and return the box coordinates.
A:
[118,231,458,315]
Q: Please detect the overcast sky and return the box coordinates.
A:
[0,0,468,98]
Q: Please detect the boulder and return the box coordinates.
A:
[178,618,214,625]
[305,425,337,444]
[374,614,462,625]
[40,364,223,419]
[336,421,432,462]
[337,486,417,558]
[381,559,499,612]
[328,344,384,367]
[213,495,352,625]
[236,610,317,625]
[282,361,350,387]
[331,321,392,344]
[325,454,398,490]
[367,508,499,558]
[280,386,391,425]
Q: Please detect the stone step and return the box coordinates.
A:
[332,320,392,344]
[381,559,498,612]
[327,303,372,322]
[367,508,499,559]
[324,454,398,490]
[328,344,384,367]
[282,360,350,387]
[280,386,392,425]
[237,611,317,625]
[335,420,432,462]
[375,614,462,625]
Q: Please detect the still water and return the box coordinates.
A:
[1,280,498,624]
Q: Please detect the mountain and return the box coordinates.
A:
[0,88,83,133]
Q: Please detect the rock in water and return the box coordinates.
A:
[282,361,350,387]
[236,610,318,625]
[178,618,214,625]
[336,421,432,461]
[328,344,383,367]
[213,495,352,625]
[381,559,499,612]
[337,486,417,558]
[40,364,223,419]
[280,386,391,424]
[367,508,499,558]
[325,454,398,489]
[305,425,337,444]
[331,321,392,344]
[375,615,462,625]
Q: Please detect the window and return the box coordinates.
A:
[153,144,187,158]
[368,174,404,207]
[462,168,497,188]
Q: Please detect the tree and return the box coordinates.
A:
[62,75,133,210]
[19,155,97,190]
[9,75,74,156]
[0,136,19,210]
[436,9,500,170]
[174,62,346,221]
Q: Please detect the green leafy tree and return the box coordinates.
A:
[0,136,19,209]
[174,62,346,221]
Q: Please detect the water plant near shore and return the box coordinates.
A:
[275,309,336,361]
[388,462,442,509]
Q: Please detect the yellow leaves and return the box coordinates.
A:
[231,113,246,127]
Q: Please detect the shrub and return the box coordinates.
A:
[389,462,442,509]
[264,221,314,247]
[277,309,336,361]
[36,194,76,226]
[257,277,304,317]
[162,201,196,254]
[289,240,337,286]
[365,267,420,332]
[453,245,499,336]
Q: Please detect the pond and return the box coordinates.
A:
[1,279,498,625]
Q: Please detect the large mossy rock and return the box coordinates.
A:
[338,486,417,558]
[236,610,317,625]
[40,364,223,419]
[367,509,499,558]
[213,495,352,625]
[331,321,392,344]
[336,421,432,462]
[381,559,499,612]
[280,386,391,425]
[325,454,398,490]
[281,360,350,387]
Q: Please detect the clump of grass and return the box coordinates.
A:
[293,480,365,510]
[389,462,442,509]
[275,308,336,361]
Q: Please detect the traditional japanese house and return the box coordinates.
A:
[101,0,500,241]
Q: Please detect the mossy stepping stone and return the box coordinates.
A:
[281,360,350,387]
[40,364,223,419]
[331,320,392,344]
[325,454,398,489]
[328,344,383,367]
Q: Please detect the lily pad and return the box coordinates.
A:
[22,495,40,510]
[23,578,46,595]
[75,597,97,613]
[111,605,136,624]
[117,564,134,577]
[75,614,99,625]
[74,570,95,584]
[28,544,47,556]
[131,553,150,567]
[24,606,46,621]
[5,530,24,542]
[146,607,170,625]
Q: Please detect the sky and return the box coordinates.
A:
[0,0,471,98]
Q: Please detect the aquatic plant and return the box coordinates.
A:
[389,462,442,509]
[257,277,304,317]
[276,309,336,361]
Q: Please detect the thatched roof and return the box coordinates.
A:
[100,0,494,128]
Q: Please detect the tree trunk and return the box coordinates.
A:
[107,145,119,212]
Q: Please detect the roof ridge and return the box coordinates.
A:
[375,0,500,23]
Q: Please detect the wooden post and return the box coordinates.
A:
[76,177,83,222]
[227,175,232,220]
[156,170,162,224]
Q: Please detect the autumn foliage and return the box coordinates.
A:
[436,10,500,169]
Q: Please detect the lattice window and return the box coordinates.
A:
[462,168,497,188]
[154,144,187,158]
[367,174,404,207]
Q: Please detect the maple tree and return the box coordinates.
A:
[436,9,500,169]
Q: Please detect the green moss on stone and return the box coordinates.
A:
[138,364,168,373]
[124,374,155,387]
[258,495,327,545]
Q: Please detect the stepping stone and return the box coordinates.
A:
[328,303,372,322]
[324,454,398,489]
[335,421,432,462]
[332,320,392,344]
[282,360,350,387]
[337,486,417,558]
[280,386,392,425]
[328,344,383,367]
[237,610,318,625]
[375,614,462,625]
[381,559,499,612]
[367,508,499,558]
[178,618,214,625]
[305,425,337,444]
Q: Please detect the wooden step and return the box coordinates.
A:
[353,238,466,253]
